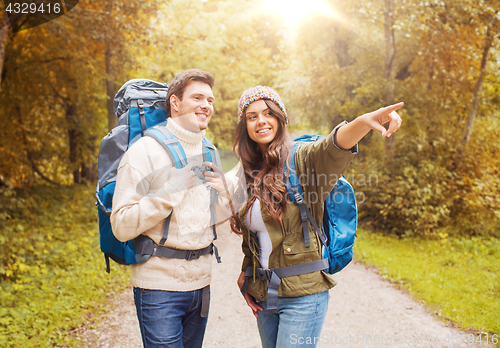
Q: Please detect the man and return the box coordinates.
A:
[111,69,222,348]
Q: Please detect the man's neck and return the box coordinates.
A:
[170,114,202,133]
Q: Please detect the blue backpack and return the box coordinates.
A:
[96,79,221,273]
[285,134,357,274]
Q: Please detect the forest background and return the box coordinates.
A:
[0,0,499,346]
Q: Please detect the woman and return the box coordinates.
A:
[231,86,402,348]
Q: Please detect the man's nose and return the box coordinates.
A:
[200,99,210,108]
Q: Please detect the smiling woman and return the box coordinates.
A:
[260,0,337,29]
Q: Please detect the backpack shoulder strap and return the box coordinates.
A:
[144,124,189,245]
[145,126,188,169]
[202,136,220,167]
[201,136,221,243]
[142,126,222,256]
[284,141,303,202]
[284,140,327,248]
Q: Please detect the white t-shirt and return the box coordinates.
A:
[246,198,272,269]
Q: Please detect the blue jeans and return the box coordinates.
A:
[133,287,209,348]
[256,290,330,348]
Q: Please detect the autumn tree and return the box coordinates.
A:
[281,0,500,236]
[0,0,164,185]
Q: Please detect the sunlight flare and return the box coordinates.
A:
[261,0,337,30]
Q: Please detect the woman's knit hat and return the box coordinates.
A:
[238,86,288,124]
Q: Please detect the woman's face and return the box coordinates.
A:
[245,100,280,152]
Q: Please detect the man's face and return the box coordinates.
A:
[170,81,215,133]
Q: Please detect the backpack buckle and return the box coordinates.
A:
[294,192,303,204]
[256,268,273,281]
[185,249,202,260]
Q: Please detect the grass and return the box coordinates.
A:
[0,184,130,347]
[354,229,500,339]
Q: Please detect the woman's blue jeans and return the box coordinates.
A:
[256,290,330,348]
[133,287,208,348]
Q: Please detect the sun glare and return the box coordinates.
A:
[261,0,337,30]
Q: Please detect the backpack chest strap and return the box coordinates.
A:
[133,235,221,263]
[241,258,329,313]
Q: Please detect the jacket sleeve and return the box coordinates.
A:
[294,121,358,204]
[241,233,253,272]
[110,139,188,242]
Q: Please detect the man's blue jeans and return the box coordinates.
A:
[133,287,208,348]
[256,290,330,348]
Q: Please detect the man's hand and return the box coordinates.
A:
[167,162,196,193]
[237,271,263,318]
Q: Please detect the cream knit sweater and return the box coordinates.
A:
[110,119,216,291]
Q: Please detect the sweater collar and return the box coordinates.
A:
[166,117,205,145]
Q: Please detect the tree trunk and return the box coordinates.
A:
[15,104,58,185]
[383,0,396,170]
[81,162,97,183]
[81,139,97,183]
[0,12,10,88]
[65,102,81,184]
[460,24,494,149]
[452,17,498,170]
[1,9,31,88]
[105,47,116,130]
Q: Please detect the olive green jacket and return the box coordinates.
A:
[240,122,358,300]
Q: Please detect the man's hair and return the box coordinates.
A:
[166,69,215,117]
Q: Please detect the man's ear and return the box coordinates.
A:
[170,94,179,113]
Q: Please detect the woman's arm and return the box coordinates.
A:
[237,271,263,317]
[334,102,403,150]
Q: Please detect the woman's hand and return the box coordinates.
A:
[335,102,404,150]
[202,161,227,192]
[360,102,403,138]
[237,271,263,317]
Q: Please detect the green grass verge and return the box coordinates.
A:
[354,229,500,338]
[0,185,130,347]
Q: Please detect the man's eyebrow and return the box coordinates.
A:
[190,92,214,99]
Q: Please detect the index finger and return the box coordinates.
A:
[383,101,404,114]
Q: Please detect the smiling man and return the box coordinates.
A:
[111,69,220,348]
[166,71,215,133]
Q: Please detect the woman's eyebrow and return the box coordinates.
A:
[247,108,270,115]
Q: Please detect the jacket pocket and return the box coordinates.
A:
[282,229,319,256]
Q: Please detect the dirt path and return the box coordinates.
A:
[80,224,493,348]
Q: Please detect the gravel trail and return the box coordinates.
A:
[80,223,493,348]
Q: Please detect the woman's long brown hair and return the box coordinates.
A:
[230,99,291,234]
